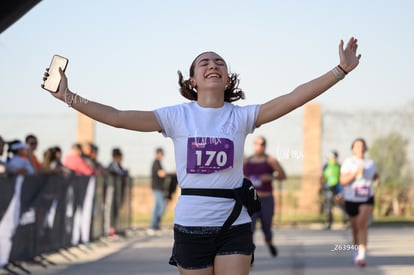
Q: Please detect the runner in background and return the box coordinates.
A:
[244,136,286,258]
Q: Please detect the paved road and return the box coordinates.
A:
[4,225,414,275]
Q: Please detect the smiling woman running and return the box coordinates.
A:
[42,37,361,275]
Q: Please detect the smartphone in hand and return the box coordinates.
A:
[42,54,69,93]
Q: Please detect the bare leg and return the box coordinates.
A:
[177,266,213,275]
[355,204,373,266]
[214,254,251,275]
[349,216,358,245]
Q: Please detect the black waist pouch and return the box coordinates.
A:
[181,177,262,233]
[236,178,261,216]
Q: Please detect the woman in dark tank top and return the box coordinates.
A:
[243,136,286,259]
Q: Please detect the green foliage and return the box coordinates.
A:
[369,132,413,217]
[369,132,410,189]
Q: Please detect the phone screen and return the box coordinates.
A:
[43,55,69,93]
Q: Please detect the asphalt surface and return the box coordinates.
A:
[3,224,414,275]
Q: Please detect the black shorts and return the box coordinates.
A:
[345,196,375,217]
[169,223,254,270]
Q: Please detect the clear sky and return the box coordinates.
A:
[1,0,413,176]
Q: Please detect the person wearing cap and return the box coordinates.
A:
[320,150,344,230]
[6,140,35,175]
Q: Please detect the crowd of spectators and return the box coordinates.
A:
[0,133,128,177]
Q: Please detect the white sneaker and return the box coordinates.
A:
[352,250,358,264]
[146,228,156,236]
[354,251,366,267]
[146,228,162,237]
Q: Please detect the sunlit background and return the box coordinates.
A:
[1,0,413,176]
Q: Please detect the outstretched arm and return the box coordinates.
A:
[256,37,361,127]
[42,69,162,132]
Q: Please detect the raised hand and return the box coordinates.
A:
[339,37,361,73]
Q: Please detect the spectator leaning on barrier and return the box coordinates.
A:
[6,140,35,175]
[63,143,94,175]
[107,148,128,176]
[24,134,42,172]
[81,142,94,167]
[51,146,64,169]
[42,146,68,175]
[82,142,107,175]
[89,144,108,175]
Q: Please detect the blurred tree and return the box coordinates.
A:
[369,132,412,216]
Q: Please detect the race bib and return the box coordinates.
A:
[186,137,234,174]
[354,186,371,198]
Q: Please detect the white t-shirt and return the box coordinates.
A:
[341,156,377,202]
[154,101,260,226]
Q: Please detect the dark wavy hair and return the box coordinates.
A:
[351,137,368,152]
[178,52,245,102]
